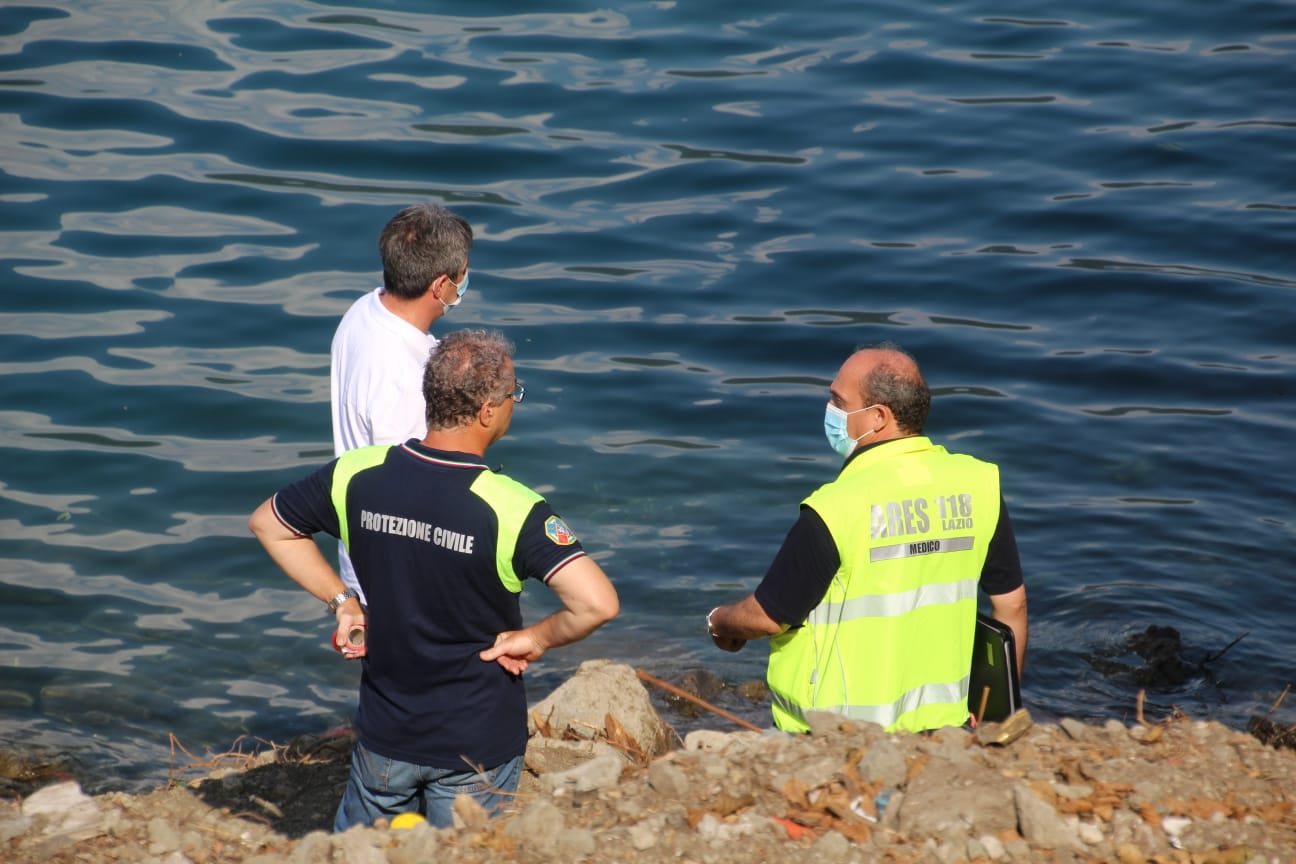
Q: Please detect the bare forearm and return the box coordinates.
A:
[709,594,784,641]
[249,499,344,601]
[479,557,618,672]
[249,497,363,624]
[523,605,613,654]
[249,497,364,653]
[989,586,1028,676]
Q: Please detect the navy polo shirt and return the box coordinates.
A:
[271,440,586,769]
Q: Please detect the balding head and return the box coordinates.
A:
[837,343,931,436]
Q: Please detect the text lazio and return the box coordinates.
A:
[359,509,475,554]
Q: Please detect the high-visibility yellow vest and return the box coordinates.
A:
[767,436,1001,733]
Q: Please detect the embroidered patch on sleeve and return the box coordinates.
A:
[544,515,577,546]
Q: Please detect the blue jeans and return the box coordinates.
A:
[333,741,524,832]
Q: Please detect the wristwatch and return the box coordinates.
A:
[325,588,359,613]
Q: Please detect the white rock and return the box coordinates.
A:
[1078,820,1106,845]
[542,754,624,794]
[22,781,91,816]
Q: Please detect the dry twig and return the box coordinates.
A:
[1264,684,1291,720]
[635,669,763,733]
[167,733,281,788]
[1201,631,1250,665]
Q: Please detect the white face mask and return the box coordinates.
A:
[441,270,469,309]
[823,402,879,458]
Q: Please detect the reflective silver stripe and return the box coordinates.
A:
[870,535,974,563]
[814,577,977,623]
[830,677,968,728]
[777,677,968,730]
[770,688,801,723]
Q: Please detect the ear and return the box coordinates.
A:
[477,400,495,428]
[427,274,447,302]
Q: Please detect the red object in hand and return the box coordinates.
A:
[332,623,367,657]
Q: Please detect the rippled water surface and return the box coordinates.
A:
[2,0,1293,792]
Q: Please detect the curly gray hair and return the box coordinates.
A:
[423,329,516,429]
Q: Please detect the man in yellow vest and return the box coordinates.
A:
[707,343,1027,733]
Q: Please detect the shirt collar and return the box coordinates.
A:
[400,439,489,470]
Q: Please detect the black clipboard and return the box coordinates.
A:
[968,613,1021,723]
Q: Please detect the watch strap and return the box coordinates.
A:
[326,588,358,613]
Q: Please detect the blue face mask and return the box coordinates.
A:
[824,402,879,457]
[442,270,469,309]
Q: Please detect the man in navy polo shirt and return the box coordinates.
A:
[249,328,619,831]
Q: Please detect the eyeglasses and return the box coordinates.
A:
[490,382,525,407]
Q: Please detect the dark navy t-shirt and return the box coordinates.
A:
[271,440,586,769]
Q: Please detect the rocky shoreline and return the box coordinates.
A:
[4,661,1295,863]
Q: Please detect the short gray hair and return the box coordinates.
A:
[379,204,473,300]
[423,329,515,429]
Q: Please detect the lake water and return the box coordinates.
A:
[1,0,1293,794]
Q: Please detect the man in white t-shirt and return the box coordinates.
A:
[330,204,474,602]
